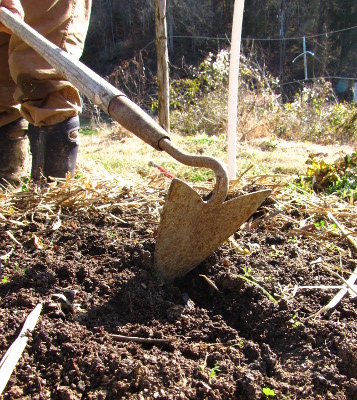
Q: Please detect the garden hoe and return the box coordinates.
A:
[0,8,271,279]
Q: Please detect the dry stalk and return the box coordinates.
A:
[328,212,357,251]
[0,171,166,226]
[0,304,42,395]
[318,263,357,297]
[111,334,176,344]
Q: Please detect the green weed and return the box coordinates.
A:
[262,387,276,397]
[209,363,220,382]
[269,245,284,258]
[289,313,300,329]
[302,151,357,203]
[184,168,214,183]
[187,135,221,145]
[80,127,98,136]
[234,269,278,303]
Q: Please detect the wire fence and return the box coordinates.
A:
[137,23,357,101]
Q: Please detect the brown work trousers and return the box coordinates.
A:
[0,0,91,128]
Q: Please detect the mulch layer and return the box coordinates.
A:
[0,176,356,399]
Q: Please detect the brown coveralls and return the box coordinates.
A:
[0,0,92,128]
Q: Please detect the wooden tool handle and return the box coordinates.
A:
[0,7,169,150]
[0,7,230,204]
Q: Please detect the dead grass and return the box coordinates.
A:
[78,122,355,183]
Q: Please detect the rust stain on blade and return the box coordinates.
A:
[154,179,271,279]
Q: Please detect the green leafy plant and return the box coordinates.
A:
[303,151,357,203]
[1,276,9,283]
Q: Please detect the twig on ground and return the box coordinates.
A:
[110,334,176,344]
[319,262,357,297]
[234,274,278,303]
[249,210,282,229]
[308,267,357,319]
[0,248,13,261]
[293,284,357,302]
[229,164,254,190]
[199,274,220,292]
[5,231,22,247]
[293,284,357,293]
[328,212,357,251]
[0,304,42,395]
[308,257,357,317]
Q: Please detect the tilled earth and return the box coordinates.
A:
[0,181,356,399]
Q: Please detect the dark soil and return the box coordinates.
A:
[0,182,356,400]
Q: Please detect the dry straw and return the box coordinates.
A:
[1,168,356,317]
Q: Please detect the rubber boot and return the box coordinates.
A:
[0,118,29,185]
[27,116,80,181]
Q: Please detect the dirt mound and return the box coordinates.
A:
[0,179,356,399]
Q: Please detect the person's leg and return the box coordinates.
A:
[0,33,29,184]
[0,118,29,184]
[28,116,79,180]
[9,0,92,126]
[9,0,92,179]
[0,32,22,127]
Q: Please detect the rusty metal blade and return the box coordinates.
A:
[154,179,271,279]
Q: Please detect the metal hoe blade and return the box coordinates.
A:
[154,179,271,279]
[0,8,272,280]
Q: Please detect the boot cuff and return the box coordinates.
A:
[0,118,29,138]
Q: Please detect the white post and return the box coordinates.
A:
[303,36,308,80]
[353,82,357,103]
[227,0,245,181]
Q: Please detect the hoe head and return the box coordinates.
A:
[154,178,271,279]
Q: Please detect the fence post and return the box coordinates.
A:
[303,36,308,80]
[227,0,245,181]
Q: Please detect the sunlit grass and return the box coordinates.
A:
[78,120,354,185]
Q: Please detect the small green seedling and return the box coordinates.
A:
[314,220,325,229]
[74,172,83,179]
[1,276,9,283]
[209,363,220,382]
[289,313,300,328]
[235,270,278,304]
[229,340,244,350]
[288,236,299,244]
[262,387,276,397]
[269,245,284,258]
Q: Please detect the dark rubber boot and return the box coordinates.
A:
[0,118,29,185]
[27,116,80,181]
